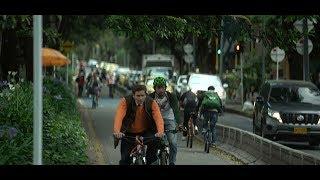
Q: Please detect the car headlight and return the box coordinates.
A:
[268,109,282,123]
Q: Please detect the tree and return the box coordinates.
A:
[105,15,221,73]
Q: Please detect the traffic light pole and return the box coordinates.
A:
[240,52,244,105]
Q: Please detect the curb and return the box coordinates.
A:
[77,99,106,165]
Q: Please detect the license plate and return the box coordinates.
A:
[293,127,307,134]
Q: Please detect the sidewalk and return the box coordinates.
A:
[224,100,253,119]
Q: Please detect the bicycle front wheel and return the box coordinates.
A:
[133,157,145,165]
[160,152,168,165]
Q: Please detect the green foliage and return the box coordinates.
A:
[0,78,88,165]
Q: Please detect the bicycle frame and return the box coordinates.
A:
[203,119,212,153]
[121,135,157,165]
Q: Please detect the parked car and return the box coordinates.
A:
[253,80,320,146]
[188,73,228,108]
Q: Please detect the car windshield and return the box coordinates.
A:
[269,86,320,105]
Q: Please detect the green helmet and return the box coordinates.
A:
[153,76,166,87]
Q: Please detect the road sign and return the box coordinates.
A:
[296,38,313,55]
[270,47,285,80]
[294,19,315,33]
[270,47,285,63]
[184,54,194,64]
[62,41,74,53]
[183,44,193,54]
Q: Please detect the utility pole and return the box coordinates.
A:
[219,18,224,77]
[215,37,219,72]
[33,15,43,165]
[262,21,266,84]
[193,35,196,72]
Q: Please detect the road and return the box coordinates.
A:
[218,112,320,158]
[79,86,240,165]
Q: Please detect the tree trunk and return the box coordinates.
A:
[23,36,33,81]
[196,37,209,73]
[0,30,19,80]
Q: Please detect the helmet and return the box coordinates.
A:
[153,76,166,87]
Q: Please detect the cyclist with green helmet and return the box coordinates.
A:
[149,76,181,165]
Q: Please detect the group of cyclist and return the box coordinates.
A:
[113,76,223,165]
[76,63,116,107]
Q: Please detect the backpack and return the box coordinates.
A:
[183,91,197,108]
[201,91,221,109]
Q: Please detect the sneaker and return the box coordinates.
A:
[169,162,175,165]
[181,136,187,141]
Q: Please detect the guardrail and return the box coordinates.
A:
[115,84,320,165]
[214,124,320,165]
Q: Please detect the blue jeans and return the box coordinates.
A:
[164,119,177,165]
[202,111,218,143]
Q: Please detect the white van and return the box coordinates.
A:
[188,73,228,107]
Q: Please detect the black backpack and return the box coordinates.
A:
[182,91,198,108]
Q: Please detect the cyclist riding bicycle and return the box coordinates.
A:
[113,84,164,165]
[198,86,222,146]
[179,85,199,140]
[149,76,181,165]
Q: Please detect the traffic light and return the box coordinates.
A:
[235,43,243,53]
[236,44,240,52]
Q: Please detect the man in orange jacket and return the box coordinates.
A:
[113,84,164,165]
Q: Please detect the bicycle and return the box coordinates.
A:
[186,112,198,149]
[92,87,100,109]
[115,135,158,165]
[203,118,212,153]
[202,112,219,153]
[158,129,178,165]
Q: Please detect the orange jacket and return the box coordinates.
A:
[113,98,164,134]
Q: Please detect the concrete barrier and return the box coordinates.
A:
[115,85,320,165]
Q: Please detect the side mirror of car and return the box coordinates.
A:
[223,83,228,88]
[256,96,264,103]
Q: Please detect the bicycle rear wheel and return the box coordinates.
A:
[204,132,210,153]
